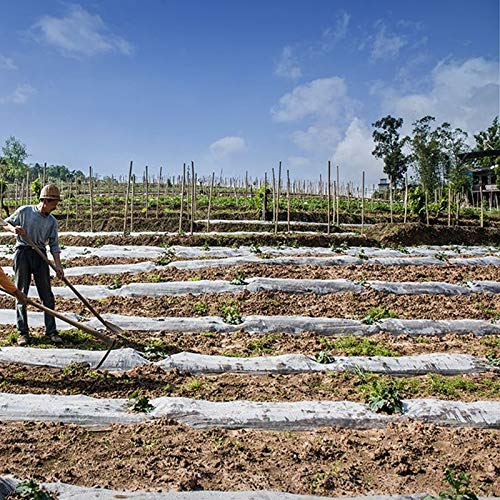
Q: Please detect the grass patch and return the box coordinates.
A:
[319,335,399,356]
[362,306,398,324]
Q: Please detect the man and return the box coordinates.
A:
[4,184,65,345]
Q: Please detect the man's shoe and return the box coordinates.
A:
[45,333,63,344]
[17,334,31,346]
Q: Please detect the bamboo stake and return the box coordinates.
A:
[156,167,162,219]
[271,168,276,232]
[130,174,135,233]
[447,184,452,227]
[123,161,133,235]
[206,171,215,232]
[275,161,281,234]
[65,178,72,231]
[403,174,408,224]
[89,166,94,232]
[145,165,149,219]
[327,161,331,234]
[361,171,365,233]
[336,165,340,226]
[425,190,429,226]
[286,169,291,233]
[190,161,195,236]
[480,186,484,228]
[179,163,186,233]
[389,176,393,223]
[262,172,268,221]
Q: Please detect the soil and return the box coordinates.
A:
[29,264,500,286]
[0,290,495,322]
[0,363,498,401]
[0,421,498,496]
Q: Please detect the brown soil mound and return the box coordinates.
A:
[365,223,500,247]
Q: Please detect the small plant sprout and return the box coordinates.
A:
[62,361,91,376]
[315,350,334,364]
[249,243,262,254]
[155,248,175,266]
[202,241,210,251]
[107,276,122,290]
[435,252,449,262]
[128,390,154,413]
[330,241,349,253]
[356,248,369,260]
[15,479,53,500]
[362,306,398,325]
[230,272,248,285]
[424,467,478,500]
[220,301,243,325]
[193,301,209,316]
[366,379,404,415]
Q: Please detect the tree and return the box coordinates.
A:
[473,116,500,168]
[406,116,442,194]
[1,136,29,180]
[371,115,407,187]
[434,123,470,192]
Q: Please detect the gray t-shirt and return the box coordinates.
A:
[6,205,61,254]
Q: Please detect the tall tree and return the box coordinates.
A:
[473,116,500,168]
[406,116,442,194]
[371,115,407,186]
[1,136,29,180]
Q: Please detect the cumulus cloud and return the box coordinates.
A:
[271,77,357,123]
[209,136,247,159]
[331,118,382,185]
[292,124,342,152]
[371,22,406,61]
[0,55,18,70]
[0,84,37,104]
[31,4,134,57]
[375,57,499,135]
[287,156,312,168]
[274,46,302,80]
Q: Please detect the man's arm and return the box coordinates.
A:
[52,252,65,280]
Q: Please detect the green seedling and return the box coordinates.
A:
[247,333,281,354]
[155,249,175,266]
[356,249,369,260]
[15,479,53,500]
[485,353,500,367]
[184,378,202,391]
[315,350,334,364]
[249,243,262,254]
[435,252,449,262]
[396,246,410,254]
[6,330,18,345]
[321,335,399,357]
[107,276,122,290]
[187,275,201,281]
[62,361,91,376]
[330,241,349,253]
[202,241,210,251]
[128,390,154,413]
[220,302,243,325]
[424,467,478,500]
[362,306,398,324]
[366,380,404,414]
[193,301,209,316]
[230,273,248,285]
[143,339,178,358]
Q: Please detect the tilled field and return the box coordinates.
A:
[0,240,498,498]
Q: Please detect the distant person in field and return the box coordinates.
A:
[4,184,65,346]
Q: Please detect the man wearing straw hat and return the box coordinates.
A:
[3,184,65,346]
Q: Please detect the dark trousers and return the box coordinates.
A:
[13,247,57,335]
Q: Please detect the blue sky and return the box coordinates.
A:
[0,0,498,186]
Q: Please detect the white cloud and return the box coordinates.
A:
[371,22,406,61]
[275,46,302,80]
[288,156,311,168]
[209,136,247,159]
[31,4,134,57]
[331,118,382,185]
[0,55,18,70]
[271,77,357,122]
[0,84,37,104]
[375,57,499,135]
[321,11,350,52]
[292,124,342,152]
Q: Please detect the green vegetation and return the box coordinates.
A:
[362,306,398,324]
[15,479,53,500]
[364,378,404,414]
[128,390,154,413]
[425,467,478,500]
[230,272,248,285]
[247,333,283,355]
[220,301,243,325]
[193,301,209,316]
[318,335,399,357]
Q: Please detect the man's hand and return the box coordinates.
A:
[14,289,27,304]
[14,226,27,237]
[55,265,65,280]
